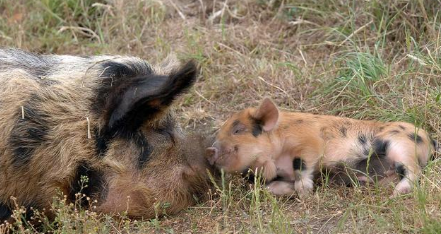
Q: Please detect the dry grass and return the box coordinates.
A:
[1,0,440,233]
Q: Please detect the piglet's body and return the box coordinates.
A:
[207,98,436,197]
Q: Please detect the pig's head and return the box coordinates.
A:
[206,98,279,174]
[89,59,214,218]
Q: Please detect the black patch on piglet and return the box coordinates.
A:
[250,117,263,137]
[372,139,389,157]
[252,124,262,137]
[395,164,406,180]
[293,158,306,171]
[408,133,423,144]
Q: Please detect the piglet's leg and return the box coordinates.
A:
[292,157,316,198]
[261,160,278,181]
[266,181,295,196]
[294,167,314,197]
[252,158,278,181]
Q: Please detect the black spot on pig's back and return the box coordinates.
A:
[9,95,50,167]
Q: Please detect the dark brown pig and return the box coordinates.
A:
[0,48,213,221]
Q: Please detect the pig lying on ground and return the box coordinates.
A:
[207,98,437,197]
[0,48,214,222]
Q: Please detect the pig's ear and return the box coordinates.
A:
[107,61,198,131]
[253,98,279,132]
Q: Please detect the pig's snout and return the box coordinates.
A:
[206,146,219,165]
[206,140,239,167]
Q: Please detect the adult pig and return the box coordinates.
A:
[0,48,213,220]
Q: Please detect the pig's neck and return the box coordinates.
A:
[267,114,301,160]
[266,131,288,160]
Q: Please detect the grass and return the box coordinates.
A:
[1,0,440,233]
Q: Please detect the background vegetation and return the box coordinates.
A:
[0,0,440,233]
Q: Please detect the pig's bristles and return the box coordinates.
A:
[86,117,91,139]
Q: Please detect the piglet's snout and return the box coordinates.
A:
[206,147,218,165]
[206,140,237,166]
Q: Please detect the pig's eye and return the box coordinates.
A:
[155,127,175,143]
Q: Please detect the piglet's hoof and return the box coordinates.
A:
[266,181,295,196]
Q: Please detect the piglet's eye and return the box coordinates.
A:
[232,126,246,135]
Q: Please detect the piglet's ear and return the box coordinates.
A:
[107,61,198,132]
[253,98,279,132]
